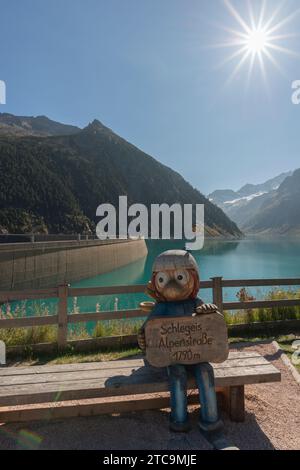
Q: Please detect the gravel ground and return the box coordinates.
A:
[0,342,299,450]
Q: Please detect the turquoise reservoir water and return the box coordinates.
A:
[8,239,300,319]
[70,238,300,314]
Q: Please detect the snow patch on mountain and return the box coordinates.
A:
[224,191,267,206]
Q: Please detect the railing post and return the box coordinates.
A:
[0,340,6,366]
[211,277,224,314]
[57,284,69,349]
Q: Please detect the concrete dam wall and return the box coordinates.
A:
[0,239,148,290]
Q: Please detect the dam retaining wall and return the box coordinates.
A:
[0,239,148,290]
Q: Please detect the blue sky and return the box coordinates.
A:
[1,0,300,194]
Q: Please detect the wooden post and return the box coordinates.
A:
[229,385,245,422]
[211,276,224,314]
[221,385,245,422]
[57,284,69,349]
[0,340,6,366]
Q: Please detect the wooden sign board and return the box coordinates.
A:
[145,313,229,368]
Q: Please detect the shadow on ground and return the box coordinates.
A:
[0,407,274,450]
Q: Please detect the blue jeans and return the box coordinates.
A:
[167,363,219,426]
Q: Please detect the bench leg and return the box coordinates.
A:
[223,385,245,422]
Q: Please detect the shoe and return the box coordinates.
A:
[169,420,191,433]
[198,418,224,433]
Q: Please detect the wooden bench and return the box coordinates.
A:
[0,351,281,424]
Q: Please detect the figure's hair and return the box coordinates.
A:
[146,269,200,302]
[190,270,200,299]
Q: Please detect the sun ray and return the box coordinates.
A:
[258,0,267,30]
[219,27,249,40]
[247,0,256,30]
[257,50,270,96]
[266,8,300,35]
[268,32,300,41]
[215,45,249,70]
[245,51,256,90]
[223,0,252,34]
[225,49,252,87]
[205,39,249,49]
[261,0,287,32]
[202,17,250,40]
[263,48,287,78]
[266,42,300,58]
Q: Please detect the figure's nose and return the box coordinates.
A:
[164,280,182,299]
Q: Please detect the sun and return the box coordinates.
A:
[246,28,268,54]
[213,0,300,86]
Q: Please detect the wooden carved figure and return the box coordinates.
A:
[138,250,225,433]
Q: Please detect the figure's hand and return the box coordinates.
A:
[137,328,146,351]
[195,303,219,315]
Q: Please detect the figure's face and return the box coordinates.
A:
[154,268,195,302]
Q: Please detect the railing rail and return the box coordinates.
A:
[0,233,100,243]
[0,277,300,348]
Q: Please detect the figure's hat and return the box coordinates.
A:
[152,250,199,274]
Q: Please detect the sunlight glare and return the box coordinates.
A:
[214,0,300,86]
[246,28,268,53]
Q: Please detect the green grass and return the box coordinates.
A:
[0,300,144,348]
[7,346,141,367]
[0,301,58,347]
[92,319,143,338]
[224,287,300,325]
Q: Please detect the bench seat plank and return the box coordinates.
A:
[0,357,270,386]
[0,351,262,376]
[0,352,281,407]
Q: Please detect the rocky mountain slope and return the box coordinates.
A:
[242,169,300,235]
[208,172,292,230]
[0,113,80,137]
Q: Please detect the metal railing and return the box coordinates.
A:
[0,234,137,244]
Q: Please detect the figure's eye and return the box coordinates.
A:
[155,272,169,289]
[175,270,189,285]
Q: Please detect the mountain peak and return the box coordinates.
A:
[91,119,105,128]
[82,119,120,142]
[85,119,106,131]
